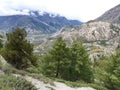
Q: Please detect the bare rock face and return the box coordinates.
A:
[79,22,113,41]
[96,4,120,23]
[59,21,120,42]
[0,55,7,74]
[0,55,7,66]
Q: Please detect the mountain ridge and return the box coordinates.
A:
[0,11,82,34]
[96,4,120,23]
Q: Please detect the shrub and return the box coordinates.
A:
[0,74,37,90]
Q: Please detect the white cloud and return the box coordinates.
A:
[0,0,119,22]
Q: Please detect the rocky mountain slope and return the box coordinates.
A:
[96,4,120,23]
[35,21,120,61]
[58,21,120,41]
[0,11,82,34]
[58,21,120,60]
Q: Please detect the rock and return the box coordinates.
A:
[0,55,7,66]
[0,70,4,74]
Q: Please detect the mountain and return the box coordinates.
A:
[35,21,120,60]
[0,11,82,34]
[58,21,120,60]
[96,4,120,23]
[58,21,120,42]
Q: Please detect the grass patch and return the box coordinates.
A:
[0,62,26,75]
[0,74,37,90]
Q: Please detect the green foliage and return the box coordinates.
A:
[0,74,37,90]
[1,28,37,69]
[94,47,120,90]
[42,37,93,82]
[68,40,93,82]
[42,37,69,78]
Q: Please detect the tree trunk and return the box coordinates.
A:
[56,60,60,77]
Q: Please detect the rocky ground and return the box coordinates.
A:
[14,74,95,90]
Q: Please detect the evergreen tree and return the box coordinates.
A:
[68,40,93,82]
[42,38,93,82]
[1,28,37,69]
[110,47,120,90]
[42,37,69,78]
[94,47,120,90]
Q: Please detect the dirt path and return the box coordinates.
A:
[13,74,95,90]
[25,76,51,90]
[24,75,95,90]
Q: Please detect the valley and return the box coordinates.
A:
[0,3,120,90]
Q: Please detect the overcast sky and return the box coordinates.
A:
[0,0,119,22]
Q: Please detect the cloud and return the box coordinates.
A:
[0,0,119,21]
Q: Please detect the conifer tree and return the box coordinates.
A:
[42,37,68,78]
[68,40,93,82]
[94,46,120,90]
[1,28,37,69]
[42,38,93,82]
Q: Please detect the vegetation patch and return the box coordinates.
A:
[0,74,37,90]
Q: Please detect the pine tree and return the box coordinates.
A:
[42,37,69,78]
[94,46,120,90]
[69,40,93,82]
[42,38,93,82]
[110,47,120,90]
[1,28,37,69]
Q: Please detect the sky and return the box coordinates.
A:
[0,0,119,22]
